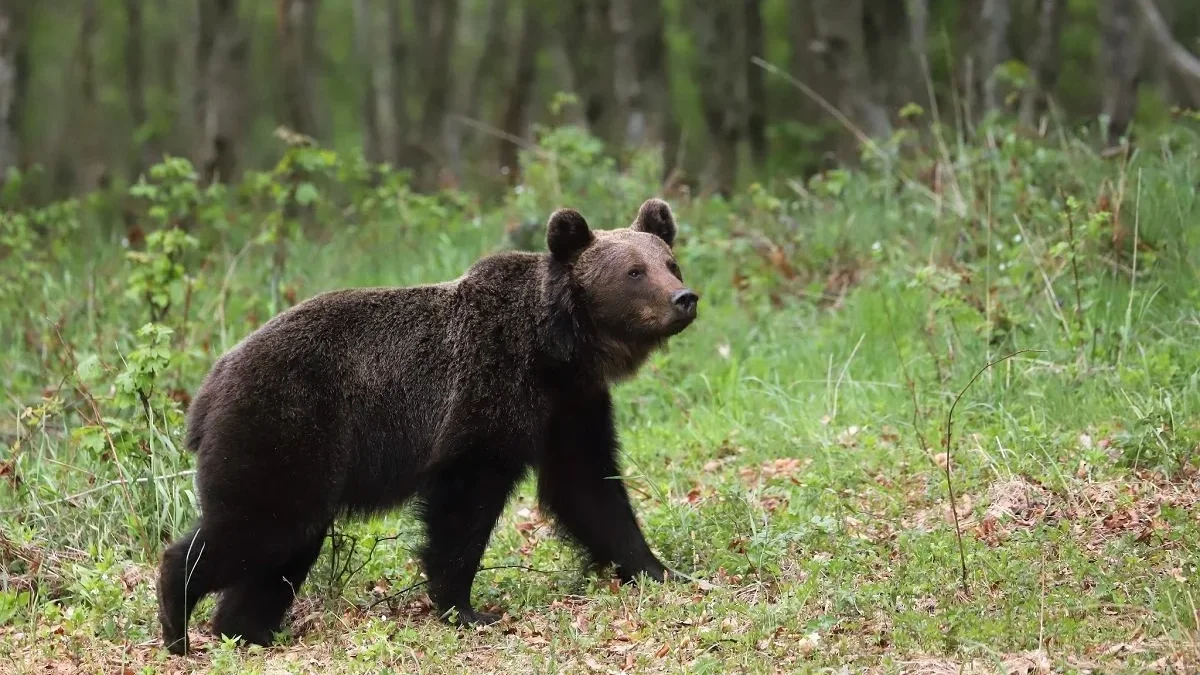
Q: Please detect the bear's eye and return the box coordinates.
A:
[668,260,681,278]
[628,268,644,279]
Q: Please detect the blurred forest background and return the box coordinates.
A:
[2,0,1200,204]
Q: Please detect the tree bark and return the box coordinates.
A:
[1099,0,1145,145]
[1133,0,1200,106]
[125,0,162,176]
[1018,0,1064,128]
[744,0,768,167]
[861,0,924,113]
[80,0,98,108]
[387,0,411,167]
[352,0,383,163]
[414,0,459,188]
[0,3,28,183]
[196,0,248,185]
[498,3,541,183]
[632,0,678,180]
[693,0,747,197]
[788,1,835,126]
[812,0,892,141]
[277,0,322,137]
[610,0,642,147]
[562,0,621,149]
[976,0,1012,116]
[465,0,510,125]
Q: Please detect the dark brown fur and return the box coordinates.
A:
[157,198,699,654]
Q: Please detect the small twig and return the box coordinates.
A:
[1058,187,1085,335]
[943,348,1045,595]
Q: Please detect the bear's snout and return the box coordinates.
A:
[670,288,699,322]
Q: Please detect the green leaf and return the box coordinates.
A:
[295,182,319,206]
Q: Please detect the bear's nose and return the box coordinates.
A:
[671,289,698,317]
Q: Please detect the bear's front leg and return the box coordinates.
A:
[538,393,672,583]
[418,453,527,626]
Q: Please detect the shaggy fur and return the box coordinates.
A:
[156,198,699,655]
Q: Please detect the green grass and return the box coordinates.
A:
[2,122,1199,673]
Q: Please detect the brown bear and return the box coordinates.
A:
[156,198,699,654]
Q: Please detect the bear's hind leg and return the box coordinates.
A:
[157,524,247,655]
[539,395,670,584]
[419,455,526,626]
[210,533,325,647]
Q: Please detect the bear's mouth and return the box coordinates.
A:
[663,311,696,335]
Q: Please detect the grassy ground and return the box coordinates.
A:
[2,123,1199,673]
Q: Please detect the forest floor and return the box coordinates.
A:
[2,127,1199,673]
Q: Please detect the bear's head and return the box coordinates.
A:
[543,198,698,373]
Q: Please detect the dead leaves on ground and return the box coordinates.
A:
[908,468,1199,554]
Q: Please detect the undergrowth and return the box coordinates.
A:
[1,117,1199,673]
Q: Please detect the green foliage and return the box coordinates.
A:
[2,121,1199,670]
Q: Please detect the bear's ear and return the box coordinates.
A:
[546,208,594,262]
[630,197,676,247]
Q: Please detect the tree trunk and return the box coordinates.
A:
[975,0,1012,116]
[1099,0,1145,145]
[151,0,182,158]
[632,0,678,180]
[415,0,459,188]
[610,0,642,147]
[1134,0,1200,107]
[744,0,768,167]
[352,0,383,163]
[498,3,541,183]
[1018,0,1064,128]
[0,3,27,183]
[196,0,248,185]
[692,0,746,197]
[277,0,321,138]
[55,0,103,193]
[80,0,98,108]
[464,0,510,125]
[861,0,924,114]
[787,0,839,141]
[387,0,411,167]
[812,0,892,141]
[125,0,161,176]
[562,0,621,149]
